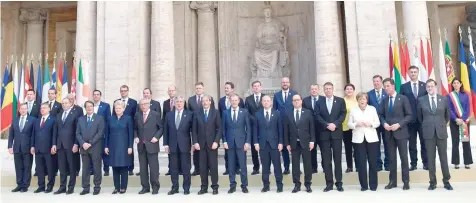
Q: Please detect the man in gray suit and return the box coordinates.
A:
[379,78,412,190]
[417,79,453,191]
[76,101,105,195]
[135,98,163,195]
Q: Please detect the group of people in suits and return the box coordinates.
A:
[8,65,473,195]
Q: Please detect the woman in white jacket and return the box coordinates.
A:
[348,92,381,191]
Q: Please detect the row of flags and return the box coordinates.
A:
[0,55,91,132]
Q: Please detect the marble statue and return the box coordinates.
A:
[459,4,476,54]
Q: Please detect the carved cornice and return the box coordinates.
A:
[19,8,47,24]
[190,1,217,13]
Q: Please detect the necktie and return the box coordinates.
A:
[284,92,288,102]
[40,117,45,128]
[255,96,259,105]
[265,111,270,123]
[170,99,174,111]
[204,110,208,121]
[389,96,394,113]
[327,99,332,113]
[28,102,32,114]
[20,117,25,131]
[226,97,231,109]
[295,110,300,122]
[412,83,418,98]
[197,96,201,105]
[233,110,237,122]
[87,116,91,128]
[431,96,436,112]
[62,111,67,122]
[376,90,381,104]
[143,113,147,123]
[175,111,181,129]
[122,99,126,103]
[49,101,53,109]
[313,97,317,110]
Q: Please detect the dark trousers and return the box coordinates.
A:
[80,150,102,190]
[170,151,191,191]
[74,152,81,174]
[355,138,379,190]
[90,153,110,173]
[320,139,343,186]
[35,152,55,189]
[291,142,312,186]
[343,130,357,169]
[450,121,473,165]
[376,127,389,169]
[57,149,76,189]
[52,154,59,175]
[282,148,290,171]
[224,149,239,172]
[199,147,219,190]
[112,166,128,190]
[138,151,160,190]
[386,134,409,183]
[408,123,427,167]
[251,143,260,171]
[14,153,32,188]
[425,135,451,184]
[193,150,199,172]
[128,152,134,172]
[227,147,248,188]
[260,143,283,188]
[168,154,182,173]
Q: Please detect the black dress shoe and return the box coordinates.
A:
[138,188,150,194]
[283,169,290,175]
[444,183,453,190]
[119,189,126,194]
[242,187,249,193]
[228,187,236,194]
[45,188,53,193]
[277,187,283,193]
[89,171,94,175]
[152,189,159,195]
[34,188,45,193]
[305,186,312,193]
[251,170,260,175]
[184,190,190,195]
[428,184,436,190]
[80,189,90,195]
[361,188,368,191]
[212,189,218,195]
[128,171,134,176]
[312,169,318,174]
[11,186,21,192]
[455,165,460,169]
[423,165,429,170]
[191,171,200,176]
[112,189,119,194]
[345,168,353,173]
[292,186,301,193]
[66,188,74,194]
[20,188,28,193]
[135,172,140,176]
[223,170,229,175]
[261,186,270,193]
[403,183,410,190]
[337,186,344,192]
[104,171,110,176]
[409,166,417,171]
[93,189,100,195]
[465,165,471,169]
[198,189,208,195]
[370,188,377,191]
[384,182,397,189]
[165,172,171,176]
[385,167,390,171]
[323,185,333,192]
[54,188,66,194]
[167,189,179,195]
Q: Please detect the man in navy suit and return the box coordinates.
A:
[253,95,283,193]
[114,85,138,175]
[399,66,428,170]
[25,89,40,118]
[164,96,193,195]
[367,75,389,171]
[302,84,325,173]
[8,103,36,193]
[92,90,112,176]
[245,81,264,175]
[222,93,251,194]
[46,88,62,117]
[32,103,56,193]
[163,85,184,176]
[273,77,297,174]
[219,82,243,175]
[66,94,84,176]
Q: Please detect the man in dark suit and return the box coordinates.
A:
[222,93,251,194]
[273,77,297,174]
[368,75,389,171]
[245,80,264,175]
[193,95,222,195]
[302,84,325,173]
[135,98,163,195]
[140,88,162,114]
[188,82,215,176]
[380,78,412,190]
[76,101,105,195]
[53,98,80,195]
[66,94,84,177]
[416,79,453,190]
[254,95,283,193]
[32,103,56,193]
[164,96,193,195]
[92,90,112,176]
[25,89,40,118]
[114,85,138,175]
[8,103,36,193]
[46,88,62,116]
[219,82,244,175]
[163,85,185,176]
[316,82,346,192]
[400,66,428,170]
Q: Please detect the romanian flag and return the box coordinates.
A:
[427,38,435,80]
[468,30,476,117]
[1,66,13,132]
[390,41,403,93]
[445,39,456,92]
[459,38,472,117]
[56,58,63,101]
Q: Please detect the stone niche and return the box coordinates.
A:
[218,1,316,97]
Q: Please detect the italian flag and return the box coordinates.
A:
[77,59,90,105]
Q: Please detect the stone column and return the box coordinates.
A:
[190,1,218,100]
[314,2,346,97]
[19,9,47,64]
[151,1,175,100]
[96,1,105,94]
[76,1,97,96]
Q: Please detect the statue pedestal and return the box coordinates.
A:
[244,77,282,98]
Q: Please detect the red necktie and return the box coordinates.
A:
[143,113,147,123]
[40,117,45,128]
[170,99,174,111]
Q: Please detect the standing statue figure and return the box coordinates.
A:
[251,3,289,79]
[459,4,476,54]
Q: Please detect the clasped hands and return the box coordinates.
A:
[327,123,337,131]
[383,123,400,131]
[355,121,372,128]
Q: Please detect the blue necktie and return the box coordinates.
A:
[265,111,270,123]
[389,96,394,113]
[313,97,317,110]
[87,116,91,128]
[204,110,208,121]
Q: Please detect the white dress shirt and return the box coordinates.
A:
[347,105,380,143]
[94,102,100,114]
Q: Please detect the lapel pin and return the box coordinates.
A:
[184,114,186,117]
[334,100,336,103]
[240,110,242,113]
[398,98,400,101]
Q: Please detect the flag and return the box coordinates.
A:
[389,41,394,78]
[420,39,428,82]
[399,41,407,83]
[427,39,435,80]
[18,62,25,103]
[36,63,42,105]
[83,60,90,101]
[56,58,63,101]
[459,38,472,117]
[24,61,32,92]
[1,67,13,132]
[445,39,456,92]
[391,41,403,93]
[439,36,450,96]
[77,59,84,105]
[13,62,18,119]
[61,59,68,100]
[42,59,51,102]
[30,60,35,91]
[71,58,77,102]
[1,65,8,107]
[404,41,411,81]
[468,31,476,118]
[51,60,57,101]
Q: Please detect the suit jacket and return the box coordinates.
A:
[400,81,427,123]
[8,116,36,153]
[134,110,163,153]
[367,88,387,115]
[347,106,380,143]
[283,108,316,149]
[163,98,188,119]
[95,101,111,123]
[137,99,161,116]
[222,108,251,149]
[303,95,325,138]
[379,94,412,139]
[64,104,85,120]
[192,108,222,149]
[48,100,62,117]
[253,109,283,149]
[417,94,450,140]
[32,115,56,153]
[76,114,105,154]
[163,110,193,153]
[188,95,215,112]
[273,89,298,117]
[315,96,347,140]
[24,100,40,118]
[218,96,244,118]
[245,94,265,122]
[54,109,80,150]
[114,98,138,120]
